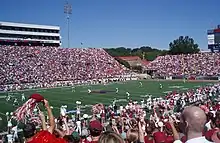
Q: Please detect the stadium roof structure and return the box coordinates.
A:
[0,21,61,46]
[117,56,150,67]
[0,21,60,30]
[117,56,141,61]
[141,59,150,66]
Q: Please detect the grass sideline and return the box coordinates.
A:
[0,80,216,132]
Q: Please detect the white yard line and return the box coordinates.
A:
[0,112,6,116]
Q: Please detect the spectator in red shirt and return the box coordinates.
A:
[144,124,154,143]
[164,122,174,143]
[23,100,66,143]
[89,120,103,143]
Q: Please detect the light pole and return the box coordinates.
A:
[64,1,72,48]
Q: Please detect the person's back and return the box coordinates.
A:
[89,120,103,143]
[22,99,66,143]
[23,124,67,143]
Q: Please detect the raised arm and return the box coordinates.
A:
[44,99,55,134]
[39,111,47,130]
[138,121,145,143]
[63,116,70,135]
[169,116,180,141]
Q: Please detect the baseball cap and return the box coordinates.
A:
[89,120,103,131]
[165,122,172,130]
[30,93,44,102]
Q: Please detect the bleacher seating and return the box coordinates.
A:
[146,53,220,76]
[0,46,127,86]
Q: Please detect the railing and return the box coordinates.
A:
[154,75,220,81]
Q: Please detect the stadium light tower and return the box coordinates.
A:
[64,1,72,48]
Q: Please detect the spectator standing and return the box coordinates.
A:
[174,106,213,143]
[23,100,66,143]
[89,120,103,143]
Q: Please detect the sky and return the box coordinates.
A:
[0,0,220,50]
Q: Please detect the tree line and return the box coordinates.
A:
[105,36,200,61]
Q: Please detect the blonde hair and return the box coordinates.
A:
[98,131,124,143]
[126,129,139,143]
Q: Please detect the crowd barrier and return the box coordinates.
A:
[154,75,220,81]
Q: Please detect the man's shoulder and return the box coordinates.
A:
[173,140,183,143]
[186,137,213,143]
[36,130,52,136]
[174,137,214,143]
[27,131,53,143]
[28,130,67,143]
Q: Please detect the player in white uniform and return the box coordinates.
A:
[72,86,75,92]
[159,83,163,89]
[6,94,11,102]
[13,98,18,106]
[76,120,82,135]
[11,125,18,141]
[21,93,25,101]
[116,88,119,94]
[88,89,91,94]
[126,92,130,100]
[112,98,116,107]
[139,81,143,87]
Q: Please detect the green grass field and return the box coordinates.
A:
[0,80,216,132]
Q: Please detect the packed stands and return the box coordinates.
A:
[146,53,220,76]
[0,46,128,90]
[1,83,220,143]
[1,46,220,143]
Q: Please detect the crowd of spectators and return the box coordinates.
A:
[146,53,220,76]
[1,46,220,143]
[1,83,220,143]
[0,46,128,90]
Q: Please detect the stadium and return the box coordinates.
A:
[0,2,220,143]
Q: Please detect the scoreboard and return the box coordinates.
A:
[214,33,220,44]
[208,26,220,52]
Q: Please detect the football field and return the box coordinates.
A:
[0,80,217,131]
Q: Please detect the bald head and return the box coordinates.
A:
[181,106,207,133]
